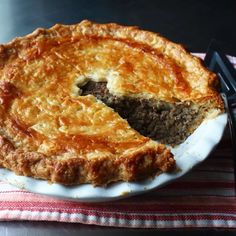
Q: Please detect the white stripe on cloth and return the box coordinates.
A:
[0,210,235,228]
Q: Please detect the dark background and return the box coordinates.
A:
[0,0,236,55]
[0,0,236,235]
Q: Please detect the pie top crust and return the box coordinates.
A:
[0,20,223,185]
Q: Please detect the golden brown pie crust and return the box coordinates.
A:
[0,20,223,185]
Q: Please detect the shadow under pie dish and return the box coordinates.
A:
[0,20,224,187]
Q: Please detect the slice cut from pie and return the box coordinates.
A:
[0,20,223,186]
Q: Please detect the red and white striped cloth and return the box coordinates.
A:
[0,54,235,228]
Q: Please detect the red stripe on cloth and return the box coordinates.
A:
[0,195,235,207]
[1,192,235,205]
[161,181,235,189]
[122,195,236,204]
[0,195,235,214]
[2,203,235,215]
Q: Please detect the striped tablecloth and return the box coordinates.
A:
[0,54,235,229]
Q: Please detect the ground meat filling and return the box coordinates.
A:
[80,81,204,145]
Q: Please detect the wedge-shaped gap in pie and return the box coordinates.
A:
[80,80,208,145]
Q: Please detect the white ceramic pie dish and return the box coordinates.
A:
[0,113,227,202]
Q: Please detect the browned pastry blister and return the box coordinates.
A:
[0,20,223,185]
